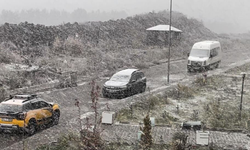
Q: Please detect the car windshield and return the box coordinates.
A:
[110,74,130,82]
[0,104,23,113]
[190,49,209,57]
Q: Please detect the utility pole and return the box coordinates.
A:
[239,72,246,121]
[167,0,173,84]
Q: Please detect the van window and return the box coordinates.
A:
[210,47,219,57]
[214,48,218,56]
[190,49,209,57]
[210,49,214,57]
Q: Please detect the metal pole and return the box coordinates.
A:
[167,0,172,84]
[239,74,245,120]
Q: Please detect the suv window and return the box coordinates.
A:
[137,72,144,79]
[130,73,137,82]
[135,73,141,81]
[134,72,144,81]
[31,102,40,110]
[23,103,32,111]
[40,101,50,108]
[31,101,50,110]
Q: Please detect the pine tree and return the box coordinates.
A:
[140,114,153,150]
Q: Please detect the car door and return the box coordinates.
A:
[129,73,138,94]
[40,101,53,119]
[138,72,146,87]
[135,72,146,93]
[36,101,53,125]
[133,72,143,94]
[30,101,44,125]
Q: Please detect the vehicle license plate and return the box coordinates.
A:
[109,90,117,93]
[1,118,13,122]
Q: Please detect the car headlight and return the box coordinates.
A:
[119,85,127,89]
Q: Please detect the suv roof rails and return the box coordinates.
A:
[7,94,38,103]
[22,94,38,103]
[3,94,38,103]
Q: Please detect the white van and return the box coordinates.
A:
[187,41,221,72]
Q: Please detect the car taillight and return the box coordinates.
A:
[18,113,27,120]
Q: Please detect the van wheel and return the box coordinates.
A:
[207,65,212,70]
[215,63,219,68]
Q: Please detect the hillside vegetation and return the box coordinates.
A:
[0,10,217,49]
[0,10,245,95]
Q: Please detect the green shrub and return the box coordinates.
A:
[64,37,85,57]
[202,99,250,129]
[116,109,133,122]
[156,111,178,125]
[147,95,160,109]
[170,132,188,150]
[140,114,153,150]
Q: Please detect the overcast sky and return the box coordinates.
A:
[0,0,169,14]
[0,0,250,33]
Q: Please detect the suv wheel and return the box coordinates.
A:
[53,111,60,125]
[102,90,108,98]
[126,88,132,97]
[28,120,37,135]
[102,93,108,98]
[140,84,146,93]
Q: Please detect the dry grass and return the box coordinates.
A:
[116,94,175,125]
[166,84,195,100]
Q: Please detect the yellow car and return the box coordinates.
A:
[0,94,60,135]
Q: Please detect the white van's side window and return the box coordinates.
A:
[211,47,219,58]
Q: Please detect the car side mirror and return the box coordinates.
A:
[187,53,190,57]
[131,79,136,83]
[209,54,212,58]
